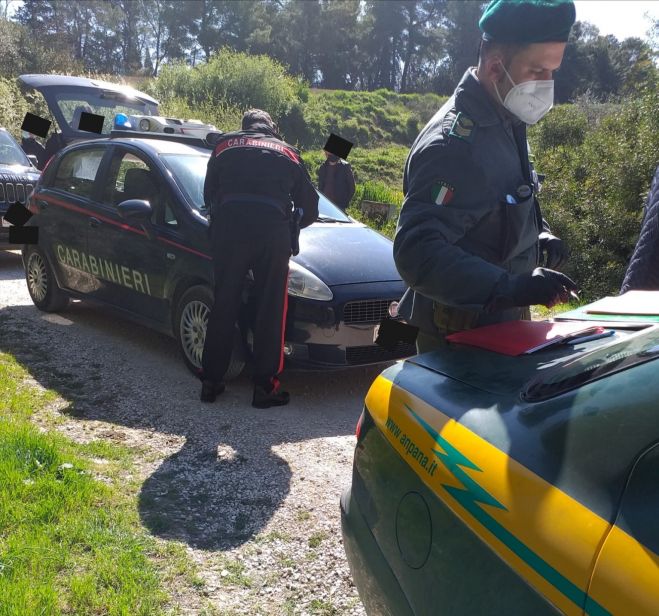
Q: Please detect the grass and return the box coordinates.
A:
[308,531,327,549]
[216,555,253,588]
[295,509,311,522]
[0,352,169,615]
[309,598,339,615]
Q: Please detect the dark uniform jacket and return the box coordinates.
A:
[21,137,46,170]
[318,159,356,211]
[621,165,659,293]
[394,68,548,336]
[204,123,319,229]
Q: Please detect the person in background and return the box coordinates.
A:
[620,165,659,293]
[43,126,69,166]
[20,131,46,169]
[394,0,577,353]
[200,109,319,407]
[317,150,356,211]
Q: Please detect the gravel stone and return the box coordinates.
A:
[0,250,392,615]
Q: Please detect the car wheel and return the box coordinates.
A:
[24,246,70,312]
[175,285,245,380]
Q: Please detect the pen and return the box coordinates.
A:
[567,330,615,345]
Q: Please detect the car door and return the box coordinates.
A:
[586,441,659,615]
[37,145,106,294]
[85,146,169,323]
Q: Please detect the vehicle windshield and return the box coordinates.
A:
[0,131,30,167]
[160,152,352,222]
[54,92,158,135]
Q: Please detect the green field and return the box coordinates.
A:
[0,353,169,615]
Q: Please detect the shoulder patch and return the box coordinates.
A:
[431,181,455,206]
[449,112,477,143]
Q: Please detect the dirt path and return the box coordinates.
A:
[1,249,379,615]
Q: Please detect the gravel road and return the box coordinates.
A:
[0,249,385,615]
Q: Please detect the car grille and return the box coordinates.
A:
[0,174,35,206]
[343,299,398,324]
[346,342,416,365]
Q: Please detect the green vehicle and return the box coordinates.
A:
[341,308,659,615]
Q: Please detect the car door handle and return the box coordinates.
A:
[88,217,101,228]
[166,252,176,260]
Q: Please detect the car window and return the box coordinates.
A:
[0,130,30,167]
[51,148,104,199]
[159,152,350,222]
[159,153,207,211]
[102,150,177,227]
[55,94,157,135]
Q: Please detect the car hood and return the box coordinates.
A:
[293,223,401,286]
[0,163,40,179]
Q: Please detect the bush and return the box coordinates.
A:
[529,91,659,300]
[153,48,306,127]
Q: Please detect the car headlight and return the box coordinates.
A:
[288,261,333,301]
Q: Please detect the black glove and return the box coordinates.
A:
[486,268,578,312]
[512,267,578,307]
[539,232,568,269]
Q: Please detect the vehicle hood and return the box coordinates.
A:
[293,223,401,286]
[0,163,40,179]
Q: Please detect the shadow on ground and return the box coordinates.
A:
[0,260,387,550]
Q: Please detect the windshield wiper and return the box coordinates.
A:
[317,214,348,223]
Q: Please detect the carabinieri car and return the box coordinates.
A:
[0,128,41,249]
[22,134,412,377]
[341,315,659,615]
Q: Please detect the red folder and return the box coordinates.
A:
[445,320,605,356]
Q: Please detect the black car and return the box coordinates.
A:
[0,128,41,248]
[22,136,413,377]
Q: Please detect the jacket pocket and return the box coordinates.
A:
[498,193,539,266]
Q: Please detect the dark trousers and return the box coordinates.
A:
[201,208,291,390]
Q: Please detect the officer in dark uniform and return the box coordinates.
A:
[394,0,578,353]
[20,131,46,169]
[200,109,319,406]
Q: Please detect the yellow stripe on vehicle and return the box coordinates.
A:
[586,525,659,615]
[365,374,614,616]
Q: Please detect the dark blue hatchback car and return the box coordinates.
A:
[22,136,412,377]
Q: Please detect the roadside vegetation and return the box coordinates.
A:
[2,47,657,302]
[0,352,170,614]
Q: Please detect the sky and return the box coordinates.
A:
[574,1,658,41]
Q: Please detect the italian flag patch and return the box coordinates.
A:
[431,181,455,205]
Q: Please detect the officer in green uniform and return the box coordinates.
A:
[394,0,579,353]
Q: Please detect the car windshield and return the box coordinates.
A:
[54,92,158,135]
[160,152,352,222]
[0,131,30,167]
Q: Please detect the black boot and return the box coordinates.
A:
[200,380,226,403]
[252,385,290,408]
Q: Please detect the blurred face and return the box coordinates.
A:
[493,42,566,100]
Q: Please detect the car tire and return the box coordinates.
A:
[24,246,70,312]
[175,285,245,380]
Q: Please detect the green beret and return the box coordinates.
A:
[479,0,576,44]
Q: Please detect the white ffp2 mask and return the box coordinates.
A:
[494,65,554,125]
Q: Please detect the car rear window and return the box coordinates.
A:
[522,326,659,401]
[55,93,157,135]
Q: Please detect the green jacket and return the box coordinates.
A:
[394,68,547,336]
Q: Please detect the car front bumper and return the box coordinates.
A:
[283,281,414,369]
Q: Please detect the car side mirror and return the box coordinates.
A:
[27,154,39,168]
[117,199,155,240]
[117,199,152,220]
